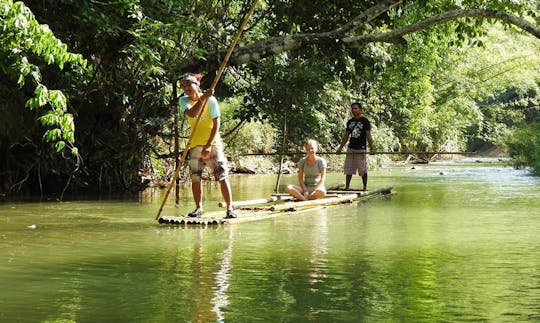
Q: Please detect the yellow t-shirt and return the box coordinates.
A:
[178,96,222,146]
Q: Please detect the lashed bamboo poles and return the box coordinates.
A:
[155,0,259,220]
[158,186,394,225]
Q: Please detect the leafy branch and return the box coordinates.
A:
[0,0,89,155]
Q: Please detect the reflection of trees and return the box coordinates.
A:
[273,210,332,321]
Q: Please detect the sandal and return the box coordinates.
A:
[225,209,237,219]
[187,208,203,218]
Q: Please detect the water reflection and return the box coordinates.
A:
[211,227,233,322]
[308,213,328,287]
[156,226,236,322]
[306,212,329,320]
[1,164,540,321]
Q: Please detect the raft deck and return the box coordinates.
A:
[157,186,392,226]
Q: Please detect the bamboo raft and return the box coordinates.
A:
[157,186,393,226]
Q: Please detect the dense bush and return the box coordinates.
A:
[506,123,540,175]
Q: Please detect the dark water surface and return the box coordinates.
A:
[1,160,539,322]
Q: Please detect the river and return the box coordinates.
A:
[1,159,539,322]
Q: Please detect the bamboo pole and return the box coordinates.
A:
[155,0,259,220]
[218,195,296,208]
[270,186,393,211]
[241,151,476,156]
[172,81,180,204]
[218,196,278,208]
[269,193,359,211]
[274,120,287,193]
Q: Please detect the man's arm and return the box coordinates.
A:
[200,117,220,160]
[337,131,350,153]
[205,117,220,148]
[366,130,374,154]
[185,89,214,118]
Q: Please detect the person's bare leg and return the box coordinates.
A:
[345,175,352,190]
[309,190,326,200]
[192,181,203,209]
[362,173,368,191]
[219,179,233,210]
[285,185,306,201]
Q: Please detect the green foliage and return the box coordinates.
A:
[505,122,540,175]
[3,0,540,196]
[435,25,540,151]
[0,0,88,156]
[237,54,350,151]
[225,119,276,157]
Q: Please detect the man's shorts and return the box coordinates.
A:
[343,148,367,176]
[188,145,229,182]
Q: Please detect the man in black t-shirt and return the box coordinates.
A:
[337,102,374,190]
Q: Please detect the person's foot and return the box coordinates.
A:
[225,209,237,219]
[187,208,203,218]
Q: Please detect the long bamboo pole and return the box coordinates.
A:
[269,193,359,211]
[274,120,287,193]
[241,151,476,156]
[155,0,259,220]
[172,81,180,204]
[270,186,393,211]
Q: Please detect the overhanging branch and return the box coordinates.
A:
[179,0,402,72]
[179,6,540,74]
[344,9,540,46]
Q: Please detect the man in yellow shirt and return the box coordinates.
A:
[178,73,236,219]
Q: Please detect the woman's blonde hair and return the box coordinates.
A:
[306,139,318,152]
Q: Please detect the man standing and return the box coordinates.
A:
[337,102,374,191]
[178,73,236,219]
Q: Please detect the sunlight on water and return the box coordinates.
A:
[1,161,539,322]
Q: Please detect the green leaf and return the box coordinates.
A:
[17,74,25,86]
[39,113,58,126]
[25,97,40,110]
[55,141,66,152]
[35,84,49,107]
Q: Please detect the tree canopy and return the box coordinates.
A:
[1,0,540,197]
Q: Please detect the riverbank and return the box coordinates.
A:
[146,146,512,189]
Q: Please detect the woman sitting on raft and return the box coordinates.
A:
[285,139,327,201]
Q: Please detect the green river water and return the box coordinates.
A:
[1,159,539,322]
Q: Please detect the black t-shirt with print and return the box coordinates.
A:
[346,117,371,150]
